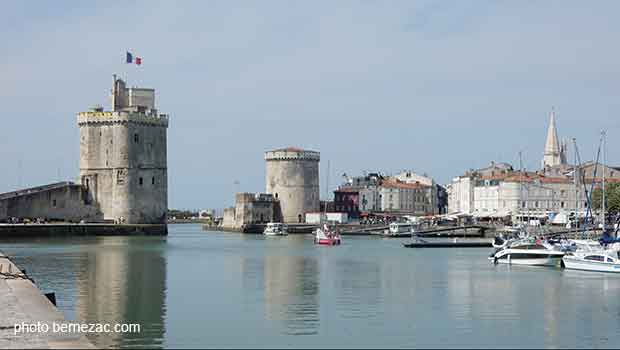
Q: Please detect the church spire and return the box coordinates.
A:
[542,108,563,168]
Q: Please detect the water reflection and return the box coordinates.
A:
[75,236,167,348]
[243,253,320,336]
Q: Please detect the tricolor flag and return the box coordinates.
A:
[126,51,142,65]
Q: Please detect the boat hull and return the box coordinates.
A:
[562,257,620,273]
[491,249,564,266]
[264,231,288,236]
[315,238,341,245]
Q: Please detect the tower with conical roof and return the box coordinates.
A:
[542,108,566,168]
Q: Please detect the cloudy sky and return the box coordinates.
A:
[1,0,619,210]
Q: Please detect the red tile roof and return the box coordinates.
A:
[381,180,430,189]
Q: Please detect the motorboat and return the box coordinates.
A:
[314,224,341,245]
[263,222,288,236]
[562,236,620,272]
[385,222,414,237]
[489,238,565,266]
[562,249,620,273]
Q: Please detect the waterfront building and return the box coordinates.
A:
[336,171,438,216]
[447,113,620,222]
[78,76,169,224]
[222,193,279,229]
[0,75,169,225]
[265,147,320,223]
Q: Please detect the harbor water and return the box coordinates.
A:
[1,224,619,348]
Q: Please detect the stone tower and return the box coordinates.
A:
[542,109,566,168]
[265,147,320,223]
[77,75,169,224]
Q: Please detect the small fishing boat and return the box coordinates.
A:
[314,224,341,245]
[263,222,288,236]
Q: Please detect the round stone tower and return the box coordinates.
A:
[265,147,320,223]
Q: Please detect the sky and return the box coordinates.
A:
[1,0,620,210]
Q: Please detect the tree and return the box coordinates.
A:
[591,182,620,214]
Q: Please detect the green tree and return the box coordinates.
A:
[591,182,620,214]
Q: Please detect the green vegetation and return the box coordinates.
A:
[167,209,199,219]
[591,182,620,213]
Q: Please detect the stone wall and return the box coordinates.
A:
[0,183,101,222]
[265,149,320,223]
[78,99,169,224]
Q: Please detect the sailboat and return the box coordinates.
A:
[562,131,620,272]
[313,160,342,246]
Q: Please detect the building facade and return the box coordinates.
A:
[78,76,169,224]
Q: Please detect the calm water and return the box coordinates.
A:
[1,224,619,348]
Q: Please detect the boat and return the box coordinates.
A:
[489,238,565,266]
[314,224,341,245]
[385,222,414,237]
[263,222,288,236]
[562,250,620,273]
[561,232,620,272]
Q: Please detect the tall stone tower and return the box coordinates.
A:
[265,147,320,223]
[77,75,169,224]
[542,109,566,169]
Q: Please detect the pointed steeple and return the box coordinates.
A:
[542,108,562,168]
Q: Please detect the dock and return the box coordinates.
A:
[0,223,167,237]
[403,238,492,248]
[0,251,94,348]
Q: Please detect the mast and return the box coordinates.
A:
[324,160,330,223]
[602,130,606,231]
[519,151,523,228]
[573,138,579,232]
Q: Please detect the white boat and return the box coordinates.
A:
[490,239,565,266]
[561,239,620,272]
[562,250,620,273]
[387,222,413,236]
[314,224,341,245]
[263,222,288,236]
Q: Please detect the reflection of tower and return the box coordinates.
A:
[265,147,320,223]
[75,236,167,348]
[78,76,169,224]
[242,252,320,336]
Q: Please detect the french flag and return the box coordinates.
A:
[126,52,142,65]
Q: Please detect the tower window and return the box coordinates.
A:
[134,133,139,143]
[139,177,143,186]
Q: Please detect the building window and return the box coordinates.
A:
[139,177,143,186]
[561,202,564,208]
[275,193,278,199]
[134,133,139,143]
[152,177,155,185]
[52,199,57,207]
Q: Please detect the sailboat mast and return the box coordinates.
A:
[519,151,523,227]
[602,130,606,230]
[573,138,579,232]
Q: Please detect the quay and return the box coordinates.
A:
[0,251,94,348]
[0,223,168,238]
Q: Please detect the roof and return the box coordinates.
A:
[503,172,573,184]
[334,187,362,193]
[380,180,430,190]
[0,182,78,201]
[268,146,315,153]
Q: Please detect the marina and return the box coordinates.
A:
[1,224,619,348]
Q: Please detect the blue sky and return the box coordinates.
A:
[1,1,619,210]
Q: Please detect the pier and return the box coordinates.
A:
[0,251,94,348]
[0,223,168,238]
